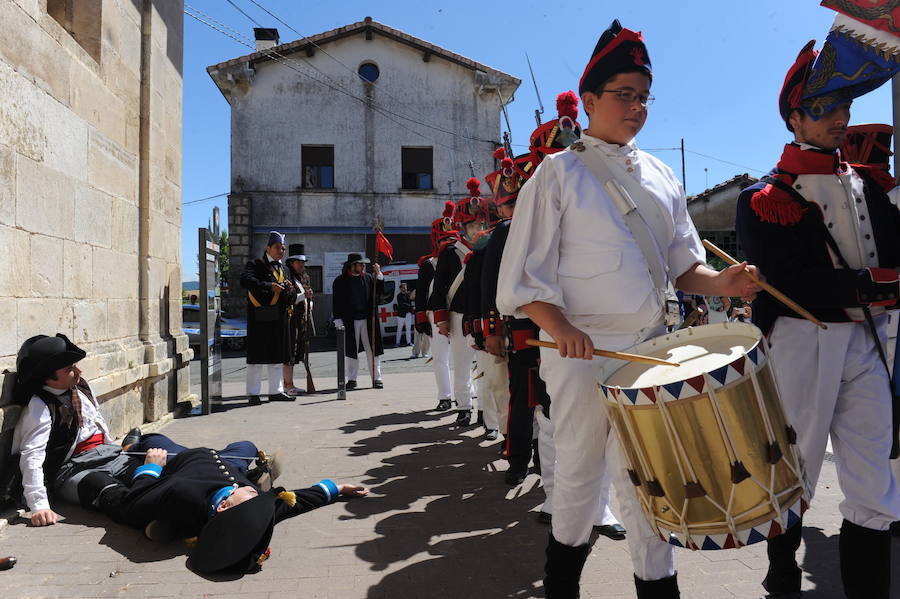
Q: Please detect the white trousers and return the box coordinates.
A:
[475,350,509,433]
[246,363,284,396]
[346,319,382,383]
[769,316,900,530]
[535,406,619,526]
[539,328,675,581]
[396,313,413,345]
[448,312,475,410]
[412,329,430,357]
[428,312,451,400]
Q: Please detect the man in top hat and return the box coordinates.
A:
[240,231,297,405]
[93,432,367,574]
[431,179,489,425]
[283,243,312,396]
[417,204,457,410]
[497,20,760,598]
[331,253,384,389]
[10,334,142,526]
[735,35,900,598]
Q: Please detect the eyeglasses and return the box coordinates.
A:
[599,88,655,107]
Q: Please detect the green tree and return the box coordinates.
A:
[218,230,230,290]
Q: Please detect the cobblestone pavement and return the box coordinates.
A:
[2,346,899,598]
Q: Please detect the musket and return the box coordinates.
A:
[303,299,316,392]
[122,451,257,460]
[525,53,545,128]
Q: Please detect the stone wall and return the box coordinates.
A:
[0,0,192,465]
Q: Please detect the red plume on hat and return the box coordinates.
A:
[779,40,818,132]
[493,148,507,160]
[465,177,482,198]
[556,91,579,122]
[442,200,455,218]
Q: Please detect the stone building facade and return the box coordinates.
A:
[0,0,192,461]
[687,173,759,261]
[208,18,520,326]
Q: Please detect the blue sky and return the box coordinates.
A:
[181,1,894,281]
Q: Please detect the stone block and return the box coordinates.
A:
[73,183,112,248]
[0,145,15,226]
[143,374,172,422]
[15,156,76,239]
[98,386,143,437]
[110,196,138,254]
[0,1,70,107]
[70,59,127,149]
[73,299,107,343]
[87,130,137,202]
[93,247,137,299]
[0,298,17,357]
[63,240,92,298]
[41,93,89,182]
[0,225,30,298]
[30,234,62,298]
[17,298,73,348]
[106,298,138,339]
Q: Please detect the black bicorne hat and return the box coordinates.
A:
[189,488,281,574]
[578,19,652,96]
[14,334,86,403]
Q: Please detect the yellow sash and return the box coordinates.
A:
[248,260,285,308]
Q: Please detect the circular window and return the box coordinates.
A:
[358,62,379,83]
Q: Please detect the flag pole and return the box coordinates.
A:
[371,221,380,382]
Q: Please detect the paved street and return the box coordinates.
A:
[2,345,899,598]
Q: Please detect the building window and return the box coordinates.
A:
[401,147,433,190]
[47,0,103,63]
[306,266,323,293]
[702,230,743,263]
[358,62,380,83]
[302,145,334,189]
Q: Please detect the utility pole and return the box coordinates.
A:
[680,138,687,190]
[893,75,899,182]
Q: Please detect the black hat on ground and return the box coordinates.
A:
[286,243,307,262]
[578,19,652,97]
[346,253,370,265]
[14,334,86,403]
[189,488,281,574]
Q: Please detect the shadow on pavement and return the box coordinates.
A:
[799,526,900,597]
[338,410,549,599]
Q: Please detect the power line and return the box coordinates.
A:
[684,150,765,174]
[183,192,229,206]
[224,0,263,28]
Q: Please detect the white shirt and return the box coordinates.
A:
[11,383,112,511]
[497,133,704,332]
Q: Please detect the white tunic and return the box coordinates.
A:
[497,133,704,333]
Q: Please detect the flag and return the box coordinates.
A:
[801,3,900,119]
[375,230,393,262]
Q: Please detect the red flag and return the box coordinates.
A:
[375,230,393,262]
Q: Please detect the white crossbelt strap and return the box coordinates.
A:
[446,244,470,306]
[570,142,680,325]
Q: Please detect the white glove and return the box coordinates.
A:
[334,319,344,329]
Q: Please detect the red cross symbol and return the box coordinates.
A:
[378,307,395,323]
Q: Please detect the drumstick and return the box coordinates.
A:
[701,239,828,330]
[525,339,680,367]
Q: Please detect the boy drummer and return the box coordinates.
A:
[496,19,760,598]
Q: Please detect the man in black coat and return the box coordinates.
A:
[240,231,297,405]
[88,432,367,574]
[331,253,384,390]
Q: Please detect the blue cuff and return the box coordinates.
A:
[133,464,163,480]
[316,478,340,502]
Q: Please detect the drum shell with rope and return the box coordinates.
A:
[598,322,809,550]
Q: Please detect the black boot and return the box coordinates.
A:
[544,533,590,599]
[839,519,891,599]
[475,410,484,427]
[77,472,128,515]
[763,519,803,597]
[634,573,680,598]
[454,409,471,426]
